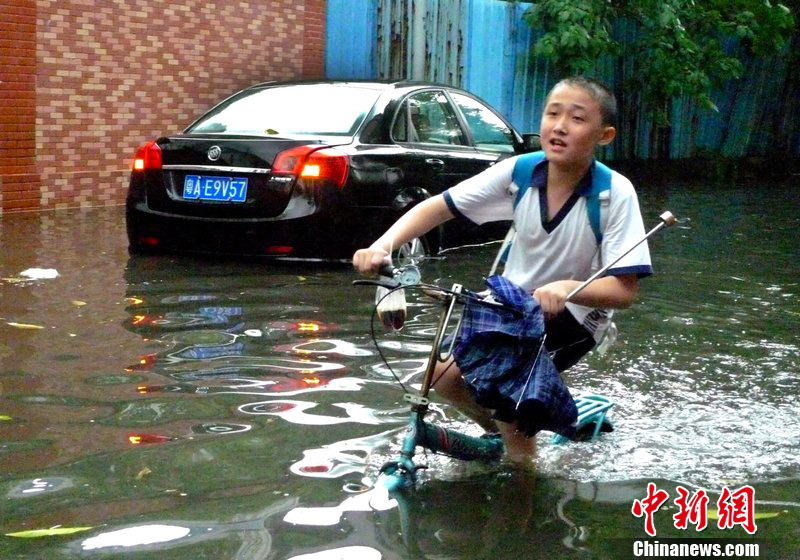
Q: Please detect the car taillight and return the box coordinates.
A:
[132,140,162,171]
[265,245,293,255]
[272,145,348,188]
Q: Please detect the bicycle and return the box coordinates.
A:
[354,211,677,496]
[355,268,612,495]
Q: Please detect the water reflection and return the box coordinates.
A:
[239,399,406,426]
[290,428,399,479]
[73,497,298,556]
[280,470,597,558]
[288,547,382,560]
[1,185,799,558]
[191,422,252,435]
[283,484,397,527]
[6,476,75,498]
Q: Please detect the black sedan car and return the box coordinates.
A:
[126,80,537,261]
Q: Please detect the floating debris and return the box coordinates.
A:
[6,322,45,330]
[6,526,95,538]
[135,467,152,480]
[19,268,59,280]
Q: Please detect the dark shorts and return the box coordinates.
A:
[544,309,595,372]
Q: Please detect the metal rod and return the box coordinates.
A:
[566,211,677,302]
[488,225,516,276]
[418,284,462,399]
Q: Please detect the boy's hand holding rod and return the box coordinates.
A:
[565,211,677,301]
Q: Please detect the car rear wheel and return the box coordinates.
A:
[393,232,438,267]
[126,226,146,255]
[127,240,156,256]
[126,220,161,255]
[394,237,425,267]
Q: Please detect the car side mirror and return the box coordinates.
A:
[521,133,541,152]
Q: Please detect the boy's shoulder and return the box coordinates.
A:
[606,165,636,197]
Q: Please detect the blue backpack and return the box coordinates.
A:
[510,151,612,245]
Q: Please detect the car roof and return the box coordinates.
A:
[245,79,462,92]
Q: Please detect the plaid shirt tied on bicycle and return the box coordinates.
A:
[452,275,578,438]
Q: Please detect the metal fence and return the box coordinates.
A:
[325,0,799,160]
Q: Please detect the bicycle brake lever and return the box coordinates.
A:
[352,279,398,289]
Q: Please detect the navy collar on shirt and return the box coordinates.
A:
[532,158,594,233]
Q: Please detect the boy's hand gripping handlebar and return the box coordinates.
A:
[351,263,421,289]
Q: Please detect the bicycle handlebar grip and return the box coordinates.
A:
[377,263,396,278]
[377,263,421,286]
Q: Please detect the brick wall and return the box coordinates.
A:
[0,0,40,212]
[302,0,326,78]
[0,0,327,214]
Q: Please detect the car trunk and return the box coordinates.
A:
[146,135,325,219]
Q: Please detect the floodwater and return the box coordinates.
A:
[1,181,798,559]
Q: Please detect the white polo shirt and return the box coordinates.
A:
[443,154,652,339]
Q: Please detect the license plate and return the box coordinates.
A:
[183,175,248,202]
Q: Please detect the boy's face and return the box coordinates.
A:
[540,84,616,168]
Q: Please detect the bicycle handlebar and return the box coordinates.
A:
[352,275,521,316]
[352,278,398,289]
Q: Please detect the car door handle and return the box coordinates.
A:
[425,158,445,169]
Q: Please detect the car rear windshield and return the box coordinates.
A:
[187,84,382,137]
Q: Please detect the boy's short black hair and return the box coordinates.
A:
[551,76,617,127]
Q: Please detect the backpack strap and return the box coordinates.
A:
[511,151,546,209]
[587,160,613,245]
[497,152,546,266]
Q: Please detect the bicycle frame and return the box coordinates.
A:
[376,283,505,496]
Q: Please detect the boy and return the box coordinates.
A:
[353,76,652,464]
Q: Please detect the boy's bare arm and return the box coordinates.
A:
[533,275,639,317]
[352,194,454,275]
